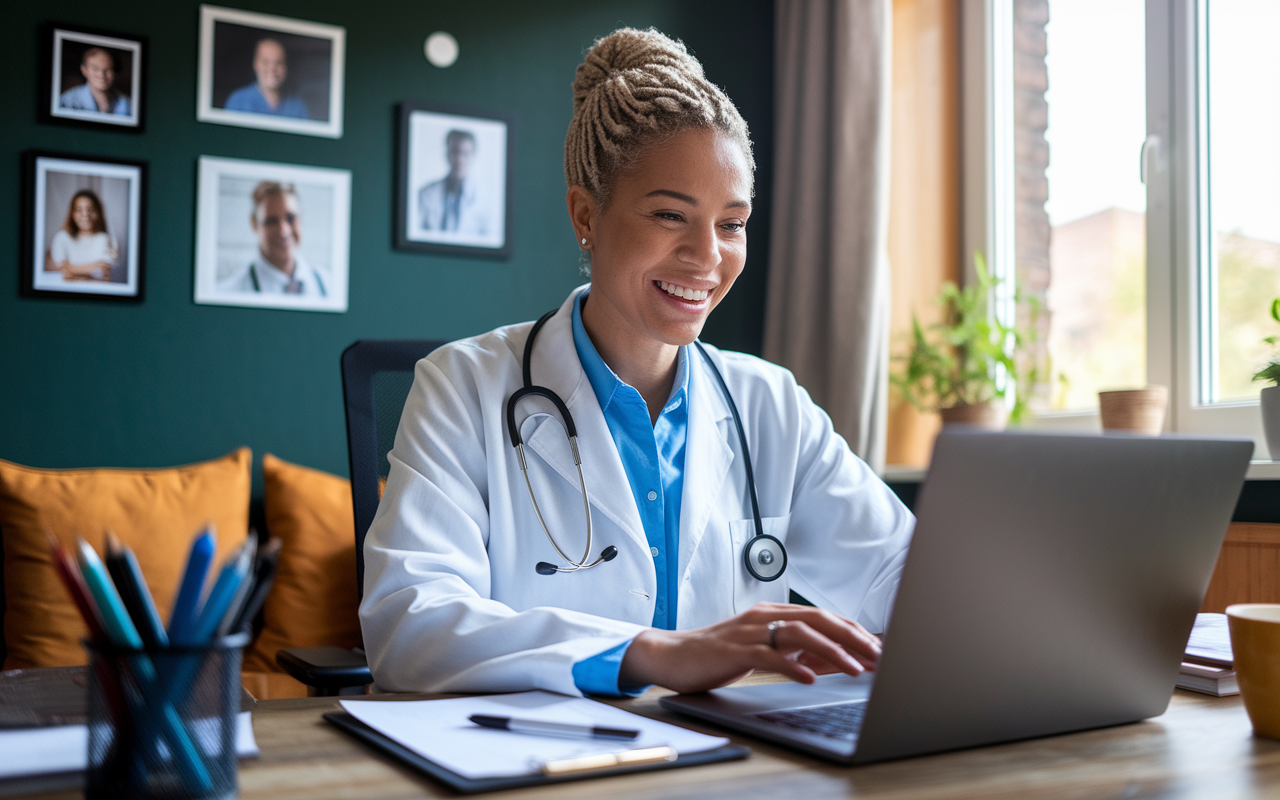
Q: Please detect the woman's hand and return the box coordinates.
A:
[618,602,882,694]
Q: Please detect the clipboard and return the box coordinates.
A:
[323,711,750,794]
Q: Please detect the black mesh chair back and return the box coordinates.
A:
[341,340,447,600]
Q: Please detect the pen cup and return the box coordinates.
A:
[84,632,249,800]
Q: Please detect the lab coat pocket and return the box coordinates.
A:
[729,515,791,613]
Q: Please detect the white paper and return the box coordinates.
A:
[340,692,728,780]
[0,711,257,779]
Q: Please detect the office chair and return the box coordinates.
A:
[276,340,445,695]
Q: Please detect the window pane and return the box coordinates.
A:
[1206,0,1280,402]
[1024,0,1147,411]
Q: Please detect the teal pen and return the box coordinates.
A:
[169,528,215,642]
[75,540,213,794]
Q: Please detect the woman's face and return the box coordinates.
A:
[582,127,752,348]
[72,197,98,233]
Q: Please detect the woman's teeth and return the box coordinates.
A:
[658,281,709,301]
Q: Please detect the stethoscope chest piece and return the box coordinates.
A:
[743,533,787,582]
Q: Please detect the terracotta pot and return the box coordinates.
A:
[1260,385,1280,459]
[938,400,1007,431]
[1098,385,1168,436]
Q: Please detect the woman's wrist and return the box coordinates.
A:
[619,628,680,689]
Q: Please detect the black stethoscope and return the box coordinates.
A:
[505,307,787,583]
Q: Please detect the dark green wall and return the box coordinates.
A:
[0,0,774,489]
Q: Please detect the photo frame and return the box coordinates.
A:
[396,102,513,259]
[22,151,147,302]
[194,156,350,313]
[41,23,146,131]
[197,5,345,138]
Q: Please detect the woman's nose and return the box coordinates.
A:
[680,223,722,269]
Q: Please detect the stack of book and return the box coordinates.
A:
[1178,612,1237,696]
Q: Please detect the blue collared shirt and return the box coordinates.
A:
[569,289,690,695]
[59,83,130,116]
[224,83,311,119]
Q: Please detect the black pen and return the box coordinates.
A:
[469,714,640,741]
[228,537,282,634]
[103,531,169,648]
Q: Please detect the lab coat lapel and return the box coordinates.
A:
[678,347,734,579]
[521,288,648,550]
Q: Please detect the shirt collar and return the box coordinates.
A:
[571,288,688,416]
[252,254,306,289]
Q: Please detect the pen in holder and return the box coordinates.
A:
[84,632,249,800]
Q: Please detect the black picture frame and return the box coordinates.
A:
[39,23,147,132]
[21,150,148,303]
[395,101,514,260]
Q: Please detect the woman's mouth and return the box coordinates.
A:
[655,280,711,303]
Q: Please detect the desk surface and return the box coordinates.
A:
[16,675,1280,799]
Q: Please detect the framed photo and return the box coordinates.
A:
[194,156,350,313]
[396,102,512,259]
[42,24,146,131]
[197,5,344,138]
[22,152,146,301]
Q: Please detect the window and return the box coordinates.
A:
[968,0,1277,455]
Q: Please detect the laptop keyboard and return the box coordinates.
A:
[752,701,868,741]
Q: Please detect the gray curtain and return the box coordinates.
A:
[764,0,892,472]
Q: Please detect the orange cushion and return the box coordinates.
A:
[0,448,252,669]
[242,454,361,674]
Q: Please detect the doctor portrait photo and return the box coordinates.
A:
[45,26,144,129]
[194,156,350,313]
[396,103,511,257]
[197,5,345,138]
[361,29,914,700]
[24,152,145,301]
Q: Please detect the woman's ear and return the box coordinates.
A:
[565,185,596,245]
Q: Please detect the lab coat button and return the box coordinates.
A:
[647,490,658,501]
[650,546,659,557]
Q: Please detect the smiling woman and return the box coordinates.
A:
[359,27,915,700]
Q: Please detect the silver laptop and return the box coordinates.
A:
[661,429,1251,764]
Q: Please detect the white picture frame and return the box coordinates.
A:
[196,5,344,139]
[194,156,350,313]
[47,26,145,130]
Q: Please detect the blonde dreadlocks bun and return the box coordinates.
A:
[565,27,754,203]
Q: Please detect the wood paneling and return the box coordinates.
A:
[1201,522,1280,612]
[885,0,962,467]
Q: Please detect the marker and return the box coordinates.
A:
[469,714,640,741]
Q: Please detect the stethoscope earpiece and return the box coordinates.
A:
[510,305,785,583]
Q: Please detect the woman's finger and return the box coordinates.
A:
[751,605,882,667]
[768,620,866,677]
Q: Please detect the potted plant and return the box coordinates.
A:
[1253,298,1280,457]
[892,253,1031,430]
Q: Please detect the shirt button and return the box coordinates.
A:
[650,546,660,557]
[647,490,658,501]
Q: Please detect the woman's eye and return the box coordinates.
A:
[655,212,684,222]
[721,222,745,233]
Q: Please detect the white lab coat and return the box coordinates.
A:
[360,286,915,696]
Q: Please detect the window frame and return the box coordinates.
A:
[962,0,1269,456]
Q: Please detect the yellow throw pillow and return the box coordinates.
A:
[0,448,252,669]
[242,454,361,675]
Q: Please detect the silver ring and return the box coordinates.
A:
[767,620,785,649]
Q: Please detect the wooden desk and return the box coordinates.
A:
[15,677,1280,799]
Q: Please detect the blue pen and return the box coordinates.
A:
[75,540,213,793]
[184,542,253,646]
[169,528,215,642]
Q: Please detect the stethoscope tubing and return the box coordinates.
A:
[507,306,782,580]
